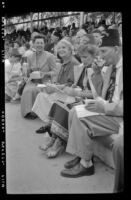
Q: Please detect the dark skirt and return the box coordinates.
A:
[47,101,83,141]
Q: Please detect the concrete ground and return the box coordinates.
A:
[5,102,114,194]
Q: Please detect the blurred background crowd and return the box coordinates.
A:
[4,12,122,59]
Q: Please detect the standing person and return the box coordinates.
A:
[60,29,123,178]
[20,34,57,119]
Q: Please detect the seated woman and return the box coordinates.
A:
[38,44,103,158]
[20,34,58,119]
[5,48,23,102]
[32,39,80,122]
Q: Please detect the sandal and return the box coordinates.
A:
[39,136,56,151]
[46,137,65,158]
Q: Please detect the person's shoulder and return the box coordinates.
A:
[74,63,84,69]
[71,56,81,65]
[44,50,55,59]
[24,50,33,57]
[5,59,10,65]
[28,51,35,60]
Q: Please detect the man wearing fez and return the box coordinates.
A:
[60,28,123,189]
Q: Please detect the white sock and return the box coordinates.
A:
[80,159,93,168]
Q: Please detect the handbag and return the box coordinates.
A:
[17,79,26,95]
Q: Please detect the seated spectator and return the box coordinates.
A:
[5,48,23,102]
[32,39,80,122]
[92,29,103,47]
[60,29,123,178]
[29,31,40,52]
[20,34,57,119]
[73,28,92,63]
[13,40,21,49]
[37,43,102,159]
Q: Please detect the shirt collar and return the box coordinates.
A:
[62,56,72,65]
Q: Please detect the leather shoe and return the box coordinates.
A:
[36,125,50,134]
[25,112,37,120]
[61,163,94,178]
[64,156,81,169]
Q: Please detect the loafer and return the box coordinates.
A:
[64,156,81,169]
[25,112,37,120]
[61,162,94,178]
[36,125,50,134]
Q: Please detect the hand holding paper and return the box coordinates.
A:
[85,99,105,113]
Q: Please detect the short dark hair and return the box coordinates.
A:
[78,44,99,57]
[25,42,30,49]
[33,34,45,43]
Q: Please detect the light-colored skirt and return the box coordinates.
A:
[32,92,55,122]
[32,91,76,122]
[20,82,41,117]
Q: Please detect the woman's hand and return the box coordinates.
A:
[75,96,83,102]
[45,84,56,94]
[85,99,105,113]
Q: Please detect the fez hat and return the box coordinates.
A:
[101,29,120,47]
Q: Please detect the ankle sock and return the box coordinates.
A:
[80,159,93,168]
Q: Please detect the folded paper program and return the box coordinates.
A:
[75,103,104,118]
[37,84,47,88]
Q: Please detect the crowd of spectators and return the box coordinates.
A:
[4,19,122,59]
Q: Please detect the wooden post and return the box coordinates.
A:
[30,12,33,32]
[38,12,39,29]
[80,12,84,28]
